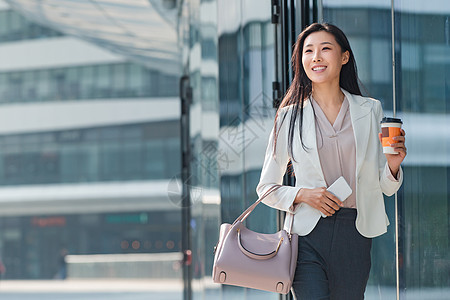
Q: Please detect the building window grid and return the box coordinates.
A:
[0,122,180,185]
[0,63,179,104]
[0,10,63,43]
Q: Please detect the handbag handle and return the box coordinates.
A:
[237,228,284,260]
[232,184,295,234]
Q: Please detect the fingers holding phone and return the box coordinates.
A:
[294,176,352,217]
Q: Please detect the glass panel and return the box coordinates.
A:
[128,64,144,97]
[217,0,245,299]
[0,10,63,43]
[40,136,60,184]
[178,0,221,298]
[215,0,277,298]
[79,66,95,99]
[396,1,450,298]
[111,63,127,98]
[1,3,184,298]
[0,122,179,185]
[122,140,143,180]
[241,1,277,234]
[36,70,50,102]
[0,73,8,103]
[0,63,171,103]
[322,1,397,298]
[165,138,181,179]
[81,142,99,182]
[22,71,36,102]
[144,139,165,180]
[201,77,217,111]
[96,64,112,98]
[0,12,8,41]
[9,11,22,37]
[8,72,23,103]
[66,68,80,100]
[60,144,80,183]
[142,68,153,97]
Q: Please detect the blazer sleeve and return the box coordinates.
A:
[374,100,404,196]
[256,107,303,213]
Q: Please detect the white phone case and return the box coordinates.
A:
[327,176,352,202]
[320,176,353,218]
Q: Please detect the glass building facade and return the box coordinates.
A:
[0,1,183,294]
[0,9,63,42]
[0,0,448,299]
[0,63,178,104]
[182,0,449,299]
[0,121,179,185]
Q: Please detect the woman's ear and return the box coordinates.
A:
[342,51,350,65]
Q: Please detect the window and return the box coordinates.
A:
[0,122,180,185]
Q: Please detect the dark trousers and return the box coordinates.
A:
[291,208,372,300]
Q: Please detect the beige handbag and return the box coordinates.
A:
[212,185,298,294]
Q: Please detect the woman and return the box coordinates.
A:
[256,23,406,299]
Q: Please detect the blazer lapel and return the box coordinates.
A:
[301,100,326,182]
[298,90,373,183]
[342,89,372,176]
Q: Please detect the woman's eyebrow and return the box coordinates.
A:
[304,41,334,47]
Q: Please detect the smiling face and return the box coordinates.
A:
[301,31,350,87]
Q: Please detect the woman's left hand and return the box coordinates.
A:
[378,129,407,178]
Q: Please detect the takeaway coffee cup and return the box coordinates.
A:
[380,117,402,154]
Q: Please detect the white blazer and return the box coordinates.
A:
[256,89,403,238]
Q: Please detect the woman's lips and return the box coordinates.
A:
[312,66,327,72]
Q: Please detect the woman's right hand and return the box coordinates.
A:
[295,188,344,216]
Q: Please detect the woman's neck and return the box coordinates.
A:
[311,82,344,108]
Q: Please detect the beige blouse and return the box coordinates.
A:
[310,95,357,208]
[310,96,398,209]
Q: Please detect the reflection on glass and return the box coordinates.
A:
[0,63,179,104]
[0,122,179,185]
[0,2,184,298]
[36,70,50,101]
[397,0,450,298]
[217,0,277,299]
[323,0,450,298]
[322,1,397,298]
[0,10,63,43]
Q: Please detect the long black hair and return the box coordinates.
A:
[273,23,362,164]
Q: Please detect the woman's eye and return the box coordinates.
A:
[304,49,312,53]
[323,47,331,50]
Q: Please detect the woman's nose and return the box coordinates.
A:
[313,53,322,62]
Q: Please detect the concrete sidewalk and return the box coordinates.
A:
[0,279,221,300]
[0,279,184,293]
[0,279,448,300]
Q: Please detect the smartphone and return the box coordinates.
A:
[327,176,352,202]
[320,176,352,218]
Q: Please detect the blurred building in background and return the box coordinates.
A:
[0,0,181,280]
[0,0,448,299]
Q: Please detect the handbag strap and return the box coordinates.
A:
[231,184,295,235]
